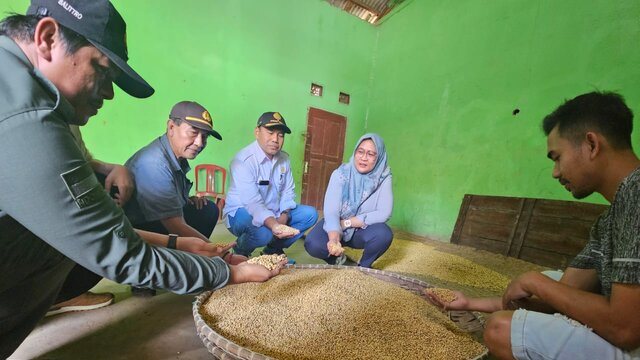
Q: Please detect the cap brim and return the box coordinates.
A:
[89,40,155,99]
[188,121,222,140]
[209,129,223,140]
[263,123,291,134]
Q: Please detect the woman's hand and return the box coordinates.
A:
[327,231,344,256]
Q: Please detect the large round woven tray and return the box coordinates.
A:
[193,264,489,360]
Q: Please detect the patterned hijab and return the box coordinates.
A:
[337,133,391,240]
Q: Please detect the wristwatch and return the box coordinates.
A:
[343,219,352,228]
[167,233,179,249]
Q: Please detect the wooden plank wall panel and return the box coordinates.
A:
[456,236,508,254]
[460,221,514,243]
[469,195,523,211]
[451,194,608,268]
[518,246,573,269]
[533,200,606,219]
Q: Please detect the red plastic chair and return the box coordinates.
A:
[195,164,227,219]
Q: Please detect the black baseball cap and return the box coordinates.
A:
[257,112,291,134]
[26,0,154,98]
[169,101,222,140]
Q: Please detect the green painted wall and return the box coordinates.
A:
[367,0,640,240]
[1,0,376,199]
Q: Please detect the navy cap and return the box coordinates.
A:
[256,112,291,134]
[27,0,154,98]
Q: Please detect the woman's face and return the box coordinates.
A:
[354,139,378,174]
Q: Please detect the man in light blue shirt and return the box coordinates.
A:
[224,112,318,258]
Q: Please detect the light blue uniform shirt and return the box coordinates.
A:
[224,141,297,227]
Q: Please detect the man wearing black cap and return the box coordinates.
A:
[0,1,280,356]
[224,112,318,259]
[124,101,245,266]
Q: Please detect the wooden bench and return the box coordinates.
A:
[450,194,608,269]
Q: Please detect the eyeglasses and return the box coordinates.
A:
[355,148,377,160]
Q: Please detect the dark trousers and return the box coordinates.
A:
[132,201,219,238]
[304,218,393,268]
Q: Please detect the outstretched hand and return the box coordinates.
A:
[271,224,299,239]
[228,259,288,284]
[178,239,234,257]
[424,289,470,311]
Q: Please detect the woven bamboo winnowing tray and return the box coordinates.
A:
[193,264,489,360]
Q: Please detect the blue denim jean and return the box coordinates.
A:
[227,205,318,256]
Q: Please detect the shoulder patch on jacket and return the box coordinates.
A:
[60,163,102,209]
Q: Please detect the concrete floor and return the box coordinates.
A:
[10,225,324,360]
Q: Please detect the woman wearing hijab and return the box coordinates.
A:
[305,133,393,268]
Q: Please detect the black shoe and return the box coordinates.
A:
[131,286,156,297]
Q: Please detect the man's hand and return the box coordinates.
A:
[178,238,234,257]
[327,231,344,256]
[502,272,541,309]
[425,289,470,311]
[189,196,208,210]
[276,211,289,225]
[271,224,299,239]
[228,260,287,284]
[104,164,134,207]
[224,253,248,265]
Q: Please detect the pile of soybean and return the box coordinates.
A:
[200,269,485,360]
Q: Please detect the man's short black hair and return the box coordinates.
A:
[0,13,89,54]
[542,91,634,150]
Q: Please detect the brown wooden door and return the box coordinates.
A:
[301,108,347,211]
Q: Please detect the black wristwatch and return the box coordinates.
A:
[167,234,178,249]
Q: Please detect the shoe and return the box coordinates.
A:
[335,254,347,266]
[131,286,156,297]
[46,292,114,317]
[335,254,357,266]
